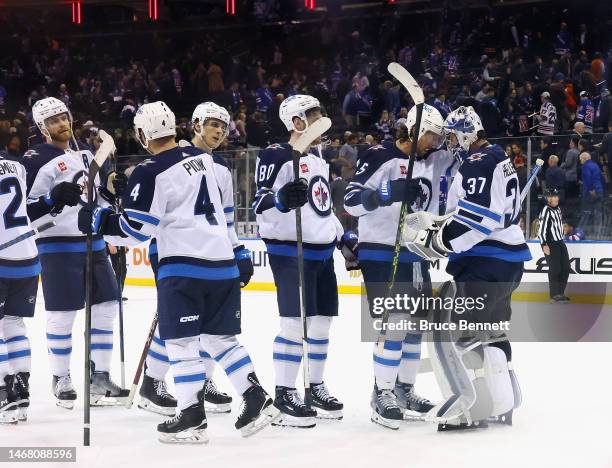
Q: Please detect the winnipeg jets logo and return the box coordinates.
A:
[267,143,284,150]
[23,150,37,159]
[409,177,432,212]
[72,170,90,205]
[308,175,331,216]
[467,153,485,163]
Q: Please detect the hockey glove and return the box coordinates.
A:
[234,247,254,287]
[45,182,82,209]
[78,205,112,235]
[338,230,360,271]
[275,179,308,212]
[374,179,420,207]
[107,171,128,197]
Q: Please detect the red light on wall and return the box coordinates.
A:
[149,0,158,20]
[226,0,236,15]
[72,1,81,24]
[305,0,315,10]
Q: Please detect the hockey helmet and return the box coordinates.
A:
[279,94,321,133]
[191,102,231,138]
[133,101,176,149]
[32,97,72,137]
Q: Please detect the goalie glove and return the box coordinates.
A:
[401,211,452,244]
[402,212,453,260]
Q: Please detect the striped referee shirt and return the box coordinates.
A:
[538,205,564,244]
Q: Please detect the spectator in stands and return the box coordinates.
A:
[561,136,580,199]
[546,155,566,201]
[576,91,594,134]
[554,22,571,56]
[433,92,451,119]
[563,218,585,241]
[245,111,269,149]
[537,91,556,135]
[513,153,528,193]
[337,133,359,180]
[375,110,393,141]
[578,151,604,237]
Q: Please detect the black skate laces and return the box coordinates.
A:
[378,389,399,409]
[154,380,171,398]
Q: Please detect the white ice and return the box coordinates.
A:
[2,287,611,468]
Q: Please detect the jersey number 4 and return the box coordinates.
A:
[194,177,218,225]
[0,177,28,229]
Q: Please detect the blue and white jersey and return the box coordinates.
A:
[0,154,41,278]
[117,145,237,281]
[253,143,343,260]
[576,97,594,133]
[344,140,456,262]
[23,143,107,254]
[443,144,531,262]
[537,101,556,135]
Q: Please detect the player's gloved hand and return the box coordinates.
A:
[234,247,254,287]
[338,230,359,271]
[275,179,308,212]
[376,179,419,207]
[106,171,128,197]
[45,182,82,208]
[402,211,453,244]
[404,225,452,260]
[78,205,112,235]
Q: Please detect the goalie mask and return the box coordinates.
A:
[444,106,484,162]
[133,101,176,150]
[191,101,231,140]
[32,97,73,139]
[279,94,321,133]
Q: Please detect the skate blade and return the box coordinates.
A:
[487,410,513,426]
[158,428,209,445]
[401,409,428,422]
[370,410,400,430]
[0,410,18,425]
[314,409,343,420]
[56,399,75,410]
[90,395,125,407]
[426,395,472,424]
[271,414,316,428]
[138,398,176,417]
[240,405,281,438]
[205,402,231,414]
[17,407,27,422]
[438,420,488,432]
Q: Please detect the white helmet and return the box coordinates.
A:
[443,106,484,158]
[32,97,72,137]
[279,94,321,132]
[405,103,444,141]
[133,101,176,149]
[191,102,231,138]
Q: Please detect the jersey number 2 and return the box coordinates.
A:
[0,178,28,229]
[194,177,218,225]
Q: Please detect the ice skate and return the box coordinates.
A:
[370,384,402,430]
[138,373,177,416]
[272,386,317,428]
[235,374,280,437]
[90,364,129,407]
[395,380,434,421]
[310,382,343,420]
[53,375,77,410]
[11,373,30,422]
[202,378,232,414]
[158,402,209,444]
[0,385,18,424]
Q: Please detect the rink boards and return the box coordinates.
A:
[124,240,611,303]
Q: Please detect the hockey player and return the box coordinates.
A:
[344,104,454,429]
[23,97,127,409]
[0,150,82,423]
[404,106,530,429]
[253,95,353,427]
[79,101,278,443]
[139,102,251,416]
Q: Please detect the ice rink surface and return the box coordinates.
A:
[2,286,611,468]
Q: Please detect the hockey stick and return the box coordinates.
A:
[376,63,425,353]
[0,220,55,251]
[84,130,115,446]
[290,116,332,409]
[108,163,126,389]
[125,312,158,409]
[519,158,544,204]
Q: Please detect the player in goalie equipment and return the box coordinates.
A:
[402,106,529,430]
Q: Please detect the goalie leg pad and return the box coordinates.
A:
[483,346,514,417]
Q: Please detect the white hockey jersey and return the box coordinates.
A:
[344,140,456,262]
[0,154,41,277]
[114,145,237,281]
[537,101,556,135]
[442,143,531,262]
[252,143,343,260]
[23,143,106,254]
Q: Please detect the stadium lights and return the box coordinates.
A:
[226,0,236,15]
[149,0,158,20]
[305,0,315,11]
[71,1,82,24]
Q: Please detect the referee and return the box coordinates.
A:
[538,188,571,303]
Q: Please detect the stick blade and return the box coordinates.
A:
[387,62,425,105]
[292,117,332,154]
